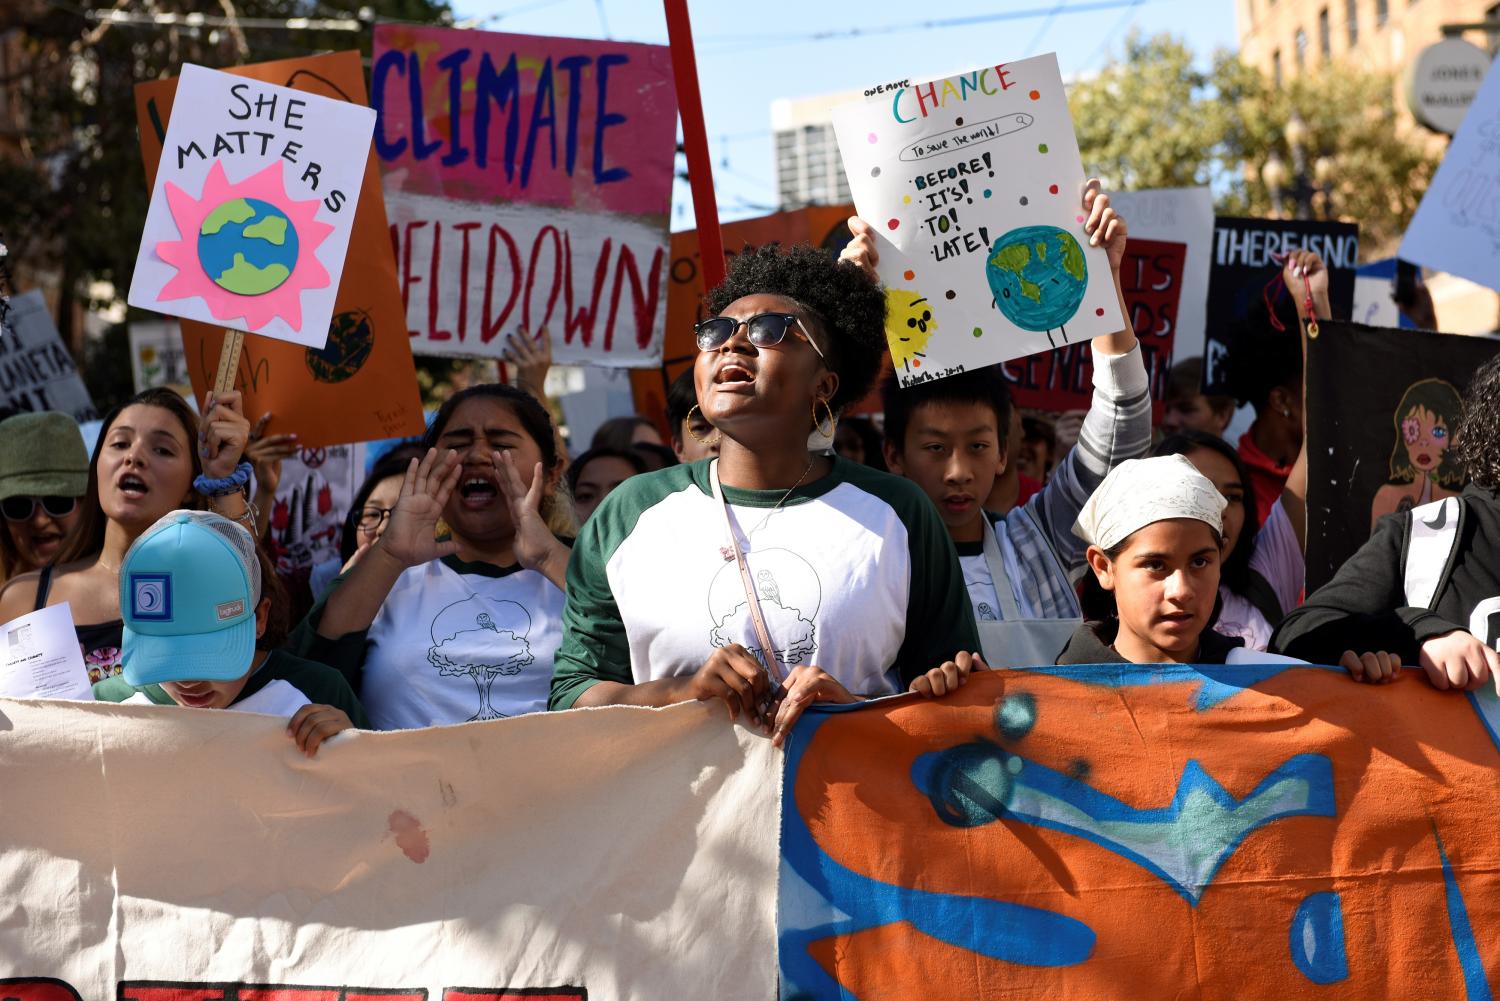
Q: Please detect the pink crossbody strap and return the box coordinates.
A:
[710,460,787,686]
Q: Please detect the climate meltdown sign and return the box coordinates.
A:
[371,25,678,367]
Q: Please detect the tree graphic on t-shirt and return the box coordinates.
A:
[426,595,534,721]
[707,548,821,667]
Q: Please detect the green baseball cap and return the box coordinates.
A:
[0,412,89,502]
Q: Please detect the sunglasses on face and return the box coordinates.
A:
[694,312,826,360]
[1,495,79,522]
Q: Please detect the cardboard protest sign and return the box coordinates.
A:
[1399,53,1500,290]
[1202,216,1358,398]
[1004,237,1183,418]
[781,668,1500,998]
[134,52,426,449]
[128,64,375,348]
[126,320,191,394]
[1108,186,1213,358]
[372,25,678,367]
[0,290,98,422]
[1304,321,1500,590]
[832,54,1123,388]
[262,440,367,619]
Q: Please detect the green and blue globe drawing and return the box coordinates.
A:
[196,198,299,296]
[985,225,1088,332]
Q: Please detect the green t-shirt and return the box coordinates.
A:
[93,648,370,728]
[550,457,980,710]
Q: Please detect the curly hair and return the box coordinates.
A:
[703,243,887,413]
[1456,353,1500,490]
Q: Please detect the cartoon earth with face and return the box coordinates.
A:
[985,225,1087,334]
[885,287,937,373]
[197,197,299,295]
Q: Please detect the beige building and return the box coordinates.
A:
[1237,0,1500,332]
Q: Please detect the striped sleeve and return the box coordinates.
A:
[1024,342,1153,573]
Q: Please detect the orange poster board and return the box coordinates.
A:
[134,51,424,448]
[630,206,889,433]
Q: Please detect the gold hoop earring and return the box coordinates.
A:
[686,404,722,445]
[813,398,837,439]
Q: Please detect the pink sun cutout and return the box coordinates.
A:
[155,160,334,332]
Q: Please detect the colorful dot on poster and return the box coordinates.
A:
[945,290,956,300]
[903,194,912,204]
[1096,308,1106,316]
[871,166,881,178]
[903,269,915,280]
[1049,184,1059,194]
[972,326,983,338]
[887,218,900,230]
[983,189,993,198]
[912,359,922,368]
[1038,143,1049,153]
[1029,90,1040,100]
[867,132,879,143]
[955,117,964,126]
[1019,196,1029,205]
[1077,214,1085,223]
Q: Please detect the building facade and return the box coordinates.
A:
[770,92,859,210]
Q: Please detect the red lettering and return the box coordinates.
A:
[913,81,939,118]
[118,986,226,1001]
[0,979,85,1001]
[522,226,565,335]
[427,220,451,341]
[453,221,482,341]
[399,220,428,333]
[993,63,1014,90]
[605,244,665,352]
[443,991,583,1001]
[561,233,612,349]
[483,224,522,342]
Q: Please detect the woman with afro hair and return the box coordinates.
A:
[1274,353,1500,694]
[550,244,982,743]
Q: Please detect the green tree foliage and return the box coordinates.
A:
[1068,32,1440,252]
[0,1,449,409]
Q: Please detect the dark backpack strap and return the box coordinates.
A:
[33,564,54,611]
[1242,568,1286,628]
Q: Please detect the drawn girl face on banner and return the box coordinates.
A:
[1389,379,1465,488]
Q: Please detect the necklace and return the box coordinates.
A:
[719,455,815,560]
[95,557,120,574]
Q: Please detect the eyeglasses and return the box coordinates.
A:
[694,313,826,360]
[355,506,394,532]
[1,495,78,522]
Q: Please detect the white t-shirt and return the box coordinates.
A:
[361,557,565,729]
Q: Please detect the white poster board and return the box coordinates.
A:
[1399,52,1500,290]
[128,63,376,348]
[0,603,93,700]
[0,289,99,421]
[833,53,1123,386]
[1108,186,1214,359]
[127,319,191,393]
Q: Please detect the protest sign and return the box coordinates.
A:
[781,668,1500,998]
[1004,237,1183,417]
[832,54,1123,388]
[134,52,426,449]
[0,603,92,699]
[0,290,98,422]
[1399,52,1500,289]
[1108,186,1213,358]
[1202,216,1358,398]
[126,320,191,394]
[372,25,678,367]
[262,441,367,618]
[0,698,778,1000]
[1304,321,1500,590]
[8,667,1500,999]
[128,64,375,349]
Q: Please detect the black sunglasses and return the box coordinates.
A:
[694,313,826,359]
[1,495,78,522]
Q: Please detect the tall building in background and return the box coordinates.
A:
[1236,0,1492,119]
[771,92,859,210]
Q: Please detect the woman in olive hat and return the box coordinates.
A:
[0,412,89,585]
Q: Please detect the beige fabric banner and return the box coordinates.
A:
[0,698,780,1000]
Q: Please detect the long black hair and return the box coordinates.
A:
[422,384,560,472]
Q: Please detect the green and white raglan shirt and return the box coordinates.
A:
[549,456,980,710]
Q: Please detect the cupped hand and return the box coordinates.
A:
[376,448,463,568]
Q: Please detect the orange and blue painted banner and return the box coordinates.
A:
[780,665,1500,998]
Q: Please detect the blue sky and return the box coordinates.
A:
[449,0,1241,227]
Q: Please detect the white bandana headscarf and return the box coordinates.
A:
[1072,454,1228,551]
